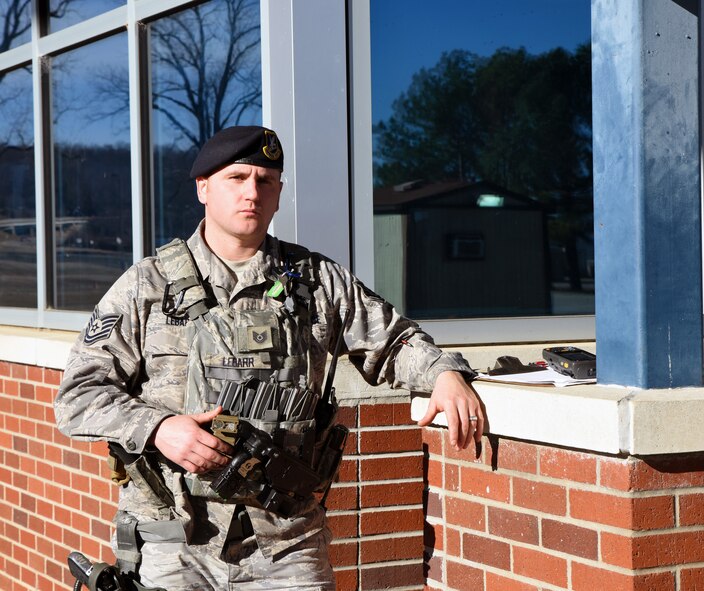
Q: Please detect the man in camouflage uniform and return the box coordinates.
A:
[55,126,484,590]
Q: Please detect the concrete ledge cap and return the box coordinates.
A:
[411,381,704,456]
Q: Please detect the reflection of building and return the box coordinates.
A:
[374,180,550,318]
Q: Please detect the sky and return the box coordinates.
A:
[370,0,591,123]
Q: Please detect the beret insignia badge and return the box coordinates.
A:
[263,130,282,161]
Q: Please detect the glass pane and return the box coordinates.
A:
[49,0,124,34]
[371,0,593,319]
[0,1,31,49]
[150,0,261,247]
[0,66,36,307]
[52,33,131,311]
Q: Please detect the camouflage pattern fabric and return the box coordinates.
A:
[55,220,475,581]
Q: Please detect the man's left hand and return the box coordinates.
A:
[417,370,484,451]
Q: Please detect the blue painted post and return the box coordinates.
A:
[592,0,702,388]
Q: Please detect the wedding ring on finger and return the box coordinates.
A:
[470,415,478,422]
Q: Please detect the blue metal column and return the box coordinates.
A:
[592,0,702,388]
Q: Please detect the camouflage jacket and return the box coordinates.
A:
[55,222,475,557]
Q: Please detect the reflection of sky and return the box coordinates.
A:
[0,66,33,145]
[52,32,130,145]
[371,0,591,123]
[49,0,124,33]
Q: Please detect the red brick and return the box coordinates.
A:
[539,447,597,484]
[424,520,443,552]
[328,513,357,539]
[361,454,423,481]
[459,465,510,502]
[513,478,567,515]
[360,481,422,508]
[325,485,358,511]
[425,552,444,587]
[443,429,482,462]
[572,562,675,591]
[679,493,704,527]
[35,385,55,405]
[359,402,413,427]
[334,568,358,591]
[462,532,510,570]
[361,562,423,589]
[19,381,34,399]
[336,405,357,429]
[601,531,704,569]
[488,507,538,545]
[444,461,460,492]
[11,364,28,380]
[361,535,423,563]
[681,568,704,591]
[446,559,483,591]
[602,455,704,492]
[359,428,421,454]
[513,546,567,587]
[445,495,485,531]
[422,427,444,456]
[571,490,674,530]
[425,490,442,519]
[486,572,540,591]
[426,456,443,488]
[329,541,357,567]
[337,458,358,483]
[45,368,63,385]
[446,526,461,556]
[360,508,423,535]
[541,519,597,559]
[484,438,538,474]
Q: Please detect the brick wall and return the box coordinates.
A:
[423,426,704,591]
[0,361,426,591]
[5,358,704,591]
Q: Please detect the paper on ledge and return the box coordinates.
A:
[476,366,596,387]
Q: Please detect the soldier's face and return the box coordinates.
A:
[196,162,282,247]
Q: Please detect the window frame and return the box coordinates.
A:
[348,0,596,345]
[0,0,596,344]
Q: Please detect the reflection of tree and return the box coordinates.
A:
[151,0,261,150]
[374,45,592,291]
[0,0,74,55]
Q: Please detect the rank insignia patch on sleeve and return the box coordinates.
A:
[84,309,122,344]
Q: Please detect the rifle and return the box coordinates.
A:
[68,552,165,591]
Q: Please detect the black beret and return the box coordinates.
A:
[190,125,284,178]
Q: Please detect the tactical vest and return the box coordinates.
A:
[155,238,333,506]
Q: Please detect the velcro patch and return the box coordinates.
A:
[84,309,121,345]
[247,326,273,350]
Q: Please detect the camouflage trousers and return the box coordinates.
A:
[137,531,334,590]
[125,502,335,591]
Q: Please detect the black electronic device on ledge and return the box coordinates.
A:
[542,346,596,380]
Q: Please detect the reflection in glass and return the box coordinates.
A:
[150,0,261,247]
[0,0,31,49]
[0,66,35,307]
[49,0,124,33]
[52,33,131,311]
[371,0,593,319]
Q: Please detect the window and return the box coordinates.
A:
[0,0,262,328]
[52,33,131,310]
[0,65,35,308]
[368,0,593,338]
[49,0,124,33]
[150,0,261,247]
